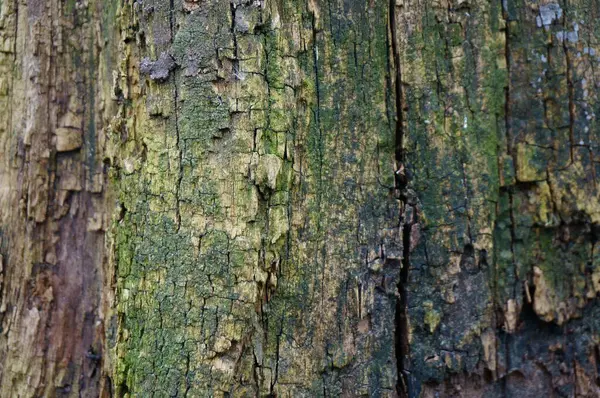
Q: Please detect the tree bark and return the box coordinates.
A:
[112,1,398,396]
[0,0,117,396]
[0,0,599,397]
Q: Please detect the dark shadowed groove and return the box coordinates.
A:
[389,1,411,397]
[170,0,183,232]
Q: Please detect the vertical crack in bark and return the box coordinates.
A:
[310,10,323,198]
[230,3,239,80]
[390,1,404,164]
[270,322,282,395]
[309,10,327,318]
[561,14,575,164]
[396,219,412,398]
[501,3,514,396]
[42,3,58,389]
[502,0,518,314]
[170,0,183,232]
[389,1,411,397]
[502,0,511,158]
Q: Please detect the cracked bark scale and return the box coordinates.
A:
[0,0,599,397]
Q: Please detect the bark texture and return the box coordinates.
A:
[111,1,399,396]
[396,0,600,396]
[0,0,599,397]
[0,0,118,396]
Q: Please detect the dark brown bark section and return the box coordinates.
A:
[0,1,117,396]
[394,0,600,396]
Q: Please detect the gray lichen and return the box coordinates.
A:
[140,52,176,81]
[536,3,562,28]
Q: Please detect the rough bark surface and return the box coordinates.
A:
[396,0,600,396]
[0,0,118,396]
[0,0,599,397]
[111,1,399,396]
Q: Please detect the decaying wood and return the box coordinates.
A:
[0,0,118,396]
[0,0,598,397]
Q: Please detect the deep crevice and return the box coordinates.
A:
[390,0,404,165]
[389,1,411,397]
[170,0,183,232]
[230,3,240,79]
[395,221,412,398]
[500,5,513,397]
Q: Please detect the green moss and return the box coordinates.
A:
[112,0,404,396]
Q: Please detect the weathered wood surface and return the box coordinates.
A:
[0,0,118,396]
[0,0,599,397]
[397,0,600,395]
[112,1,399,396]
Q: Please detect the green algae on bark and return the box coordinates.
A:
[111,0,401,396]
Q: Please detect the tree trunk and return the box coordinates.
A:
[0,0,599,397]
